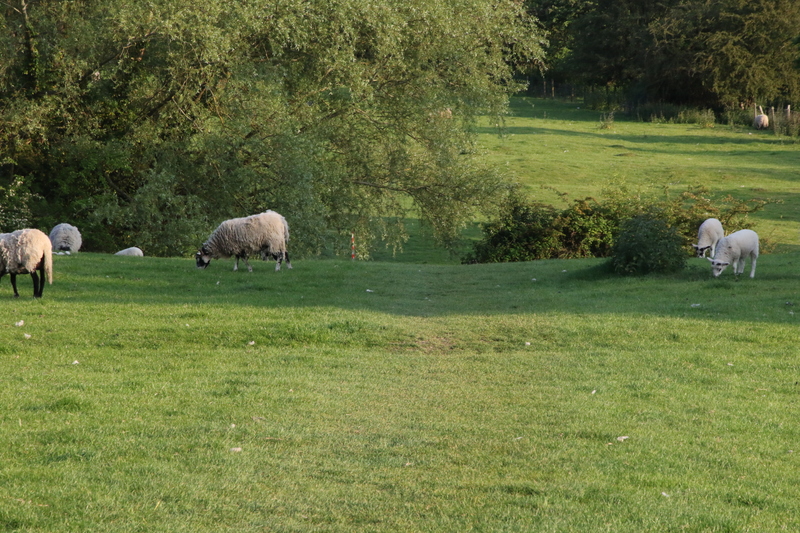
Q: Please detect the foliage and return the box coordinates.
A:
[610,213,686,275]
[548,0,800,108]
[463,184,774,264]
[0,0,546,256]
[0,175,36,232]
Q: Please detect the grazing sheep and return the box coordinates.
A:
[195,210,292,272]
[708,229,759,278]
[49,223,82,253]
[692,218,725,258]
[0,229,53,298]
[753,114,769,130]
[115,247,144,257]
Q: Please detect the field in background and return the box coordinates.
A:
[376,97,799,262]
[1,252,800,531]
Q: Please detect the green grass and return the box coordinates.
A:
[473,97,800,254]
[2,252,800,531]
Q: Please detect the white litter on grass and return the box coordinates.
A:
[248,341,255,346]
[727,363,734,366]
[562,270,567,273]
[592,390,596,395]
[616,436,630,442]
[23,334,31,339]
[366,289,374,293]
[525,342,531,346]
[230,447,242,453]
[72,360,79,365]
[531,278,537,281]
[662,492,670,497]
[14,320,24,327]
[690,303,701,308]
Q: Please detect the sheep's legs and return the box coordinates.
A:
[9,273,19,298]
[31,271,42,298]
[749,255,757,278]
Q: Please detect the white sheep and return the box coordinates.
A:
[115,247,144,257]
[195,210,292,272]
[753,115,769,130]
[692,218,724,258]
[49,223,82,253]
[708,229,759,278]
[0,229,53,298]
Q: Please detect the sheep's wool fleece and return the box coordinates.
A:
[0,229,53,281]
[205,211,289,259]
[49,223,82,252]
[115,247,144,256]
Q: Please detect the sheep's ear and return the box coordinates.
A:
[692,244,699,249]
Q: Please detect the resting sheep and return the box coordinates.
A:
[49,223,82,253]
[0,229,53,298]
[692,218,724,258]
[195,210,291,272]
[708,229,759,278]
[115,247,144,257]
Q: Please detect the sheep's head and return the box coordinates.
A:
[708,257,730,277]
[692,244,711,258]
[195,246,212,269]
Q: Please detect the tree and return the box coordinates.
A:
[0,0,545,255]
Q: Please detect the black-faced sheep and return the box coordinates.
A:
[49,223,82,253]
[0,229,53,298]
[692,218,724,258]
[115,247,144,257]
[708,229,759,278]
[195,210,292,272]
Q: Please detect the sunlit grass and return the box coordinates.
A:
[1,252,800,531]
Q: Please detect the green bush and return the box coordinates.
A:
[610,213,686,275]
[463,185,774,264]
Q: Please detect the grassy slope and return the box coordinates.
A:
[476,97,800,254]
[1,252,800,531]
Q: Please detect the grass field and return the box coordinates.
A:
[475,97,800,254]
[2,251,800,532]
[3,99,800,531]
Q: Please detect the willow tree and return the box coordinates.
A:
[0,0,545,255]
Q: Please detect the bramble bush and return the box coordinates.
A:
[610,213,686,275]
[463,185,773,265]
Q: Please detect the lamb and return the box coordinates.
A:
[195,210,292,272]
[692,218,724,258]
[115,247,144,257]
[49,223,82,253]
[753,105,769,130]
[708,229,759,278]
[0,229,53,298]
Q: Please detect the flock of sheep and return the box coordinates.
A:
[0,210,757,299]
[0,210,292,299]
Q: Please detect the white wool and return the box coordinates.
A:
[115,247,144,257]
[753,115,769,130]
[708,229,759,278]
[0,229,54,296]
[692,218,724,258]
[49,223,82,253]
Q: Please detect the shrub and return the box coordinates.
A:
[610,213,686,275]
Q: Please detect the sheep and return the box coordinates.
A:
[753,105,769,130]
[692,218,724,258]
[195,210,292,272]
[0,229,53,298]
[708,229,759,278]
[115,247,144,257]
[49,223,82,253]
[753,114,769,130]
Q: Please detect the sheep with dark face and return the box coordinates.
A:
[195,211,291,272]
[49,223,82,253]
[0,229,53,298]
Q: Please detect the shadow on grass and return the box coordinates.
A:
[41,251,800,326]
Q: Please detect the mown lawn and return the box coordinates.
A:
[1,251,799,531]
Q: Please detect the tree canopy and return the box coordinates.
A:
[0,0,545,255]
[527,0,800,108]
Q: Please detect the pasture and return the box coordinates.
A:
[1,250,800,532]
[2,98,800,531]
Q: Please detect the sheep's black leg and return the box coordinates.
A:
[10,273,19,298]
[284,251,292,269]
[35,263,45,297]
[31,271,41,298]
